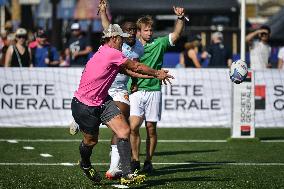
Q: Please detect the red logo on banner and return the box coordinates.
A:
[255,85,266,110]
[241,125,251,136]
[244,71,252,82]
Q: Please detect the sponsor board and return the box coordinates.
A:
[160,69,232,127]
[0,68,80,126]
[254,70,284,127]
[231,71,255,138]
[0,68,283,127]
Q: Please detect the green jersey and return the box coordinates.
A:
[129,35,171,91]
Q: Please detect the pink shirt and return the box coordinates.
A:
[74,44,128,106]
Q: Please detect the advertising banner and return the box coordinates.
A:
[0,68,283,127]
[255,70,284,127]
[159,69,232,127]
[0,68,80,126]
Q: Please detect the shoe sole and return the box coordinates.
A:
[105,172,122,180]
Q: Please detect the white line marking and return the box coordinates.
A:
[0,162,283,166]
[260,140,284,143]
[1,139,284,143]
[40,153,53,157]
[7,140,18,143]
[112,184,129,188]
[60,163,74,166]
[23,146,34,150]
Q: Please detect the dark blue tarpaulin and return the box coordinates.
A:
[0,0,7,6]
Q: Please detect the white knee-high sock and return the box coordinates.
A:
[109,145,120,171]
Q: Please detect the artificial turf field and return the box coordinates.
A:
[0,128,283,189]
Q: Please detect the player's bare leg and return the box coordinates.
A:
[143,121,157,174]
[106,101,130,180]
[79,131,102,182]
[129,115,143,171]
[107,114,146,184]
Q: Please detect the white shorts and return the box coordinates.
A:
[108,90,130,105]
[129,91,162,122]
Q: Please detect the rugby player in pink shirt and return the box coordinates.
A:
[71,24,173,185]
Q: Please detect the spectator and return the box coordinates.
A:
[277,47,284,70]
[0,32,16,66]
[31,31,60,67]
[5,28,32,67]
[28,27,45,49]
[59,51,70,67]
[179,35,202,68]
[64,23,92,67]
[206,32,232,68]
[246,25,271,70]
[0,33,5,66]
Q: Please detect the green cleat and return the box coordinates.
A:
[120,170,146,185]
[79,161,102,183]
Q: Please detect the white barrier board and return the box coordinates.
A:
[0,68,283,127]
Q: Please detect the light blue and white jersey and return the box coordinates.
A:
[109,39,144,92]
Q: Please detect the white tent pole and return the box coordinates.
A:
[1,5,5,34]
[240,0,246,61]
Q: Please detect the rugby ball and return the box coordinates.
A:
[229,59,248,84]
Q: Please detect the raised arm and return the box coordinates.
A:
[121,59,174,85]
[170,6,185,45]
[98,0,111,30]
[245,29,267,44]
[120,68,154,79]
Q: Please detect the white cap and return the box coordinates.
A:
[15,28,27,36]
[102,24,130,38]
[71,23,81,30]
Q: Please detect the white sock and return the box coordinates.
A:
[109,145,120,171]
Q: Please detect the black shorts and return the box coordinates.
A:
[71,96,121,136]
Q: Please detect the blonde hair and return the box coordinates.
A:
[136,15,154,30]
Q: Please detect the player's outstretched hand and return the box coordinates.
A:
[173,6,185,17]
[156,69,174,85]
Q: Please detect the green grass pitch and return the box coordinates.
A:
[0,128,283,188]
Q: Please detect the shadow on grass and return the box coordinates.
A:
[259,136,284,140]
[153,163,220,176]
[132,176,232,188]
[156,149,218,156]
[97,161,234,188]
[140,149,219,156]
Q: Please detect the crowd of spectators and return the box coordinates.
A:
[0,22,283,70]
[178,25,284,70]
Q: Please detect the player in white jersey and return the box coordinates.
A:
[99,0,146,180]
[106,38,144,179]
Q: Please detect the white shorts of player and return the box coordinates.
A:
[129,90,162,122]
[108,90,130,105]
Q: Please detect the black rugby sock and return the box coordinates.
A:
[117,138,132,176]
[79,141,93,168]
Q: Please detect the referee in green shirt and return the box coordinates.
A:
[128,6,186,173]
